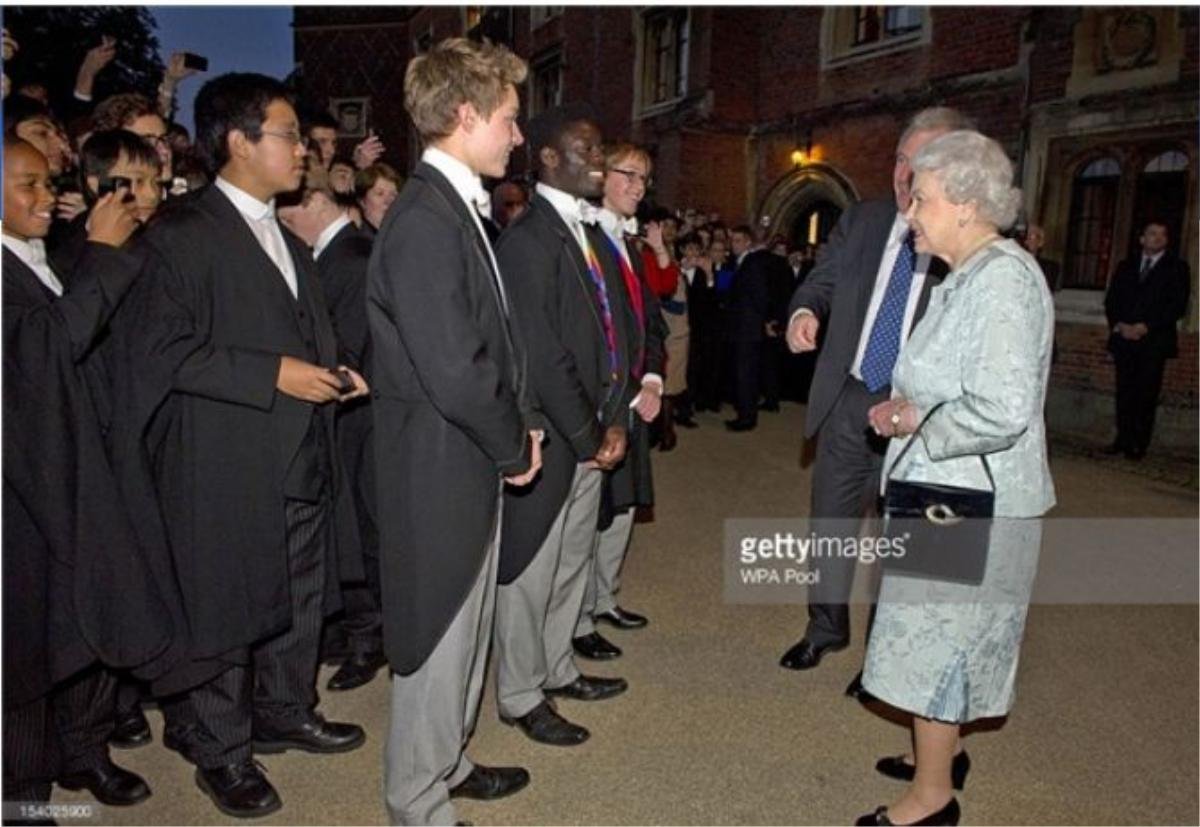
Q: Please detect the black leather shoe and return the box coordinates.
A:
[596,606,648,629]
[725,419,756,432]
[855,797,960,826]
[59,759,151,806]
[253,712,365,754]
[503,701,589,746]
[449,764,530,800]
[876,750,970,790]
[326,651,388,691]
[109,707,152,749]
[545,674,628,702]
[572,632,622,660]
[844,671,875,702]
[195,760,281,819]
[779,637,848,670]
[675,416,699,429]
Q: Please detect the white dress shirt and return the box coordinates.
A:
[422,146,508,314]
[214,176,298,299]
[313,214,353,261]
[3,235,64,296]
[536,182,593,257]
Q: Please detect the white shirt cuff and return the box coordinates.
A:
[788,307,815,326]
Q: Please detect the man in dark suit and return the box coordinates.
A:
[1103,221,1191,460]
[366,39,540,825]
[780,107,972,681]
[107,73,368,818]
[493,105,633,747]
[724,225,776,431]
[278,187,386,692]
[3,136,161,811]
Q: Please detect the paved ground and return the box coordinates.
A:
[50,403,1199,825]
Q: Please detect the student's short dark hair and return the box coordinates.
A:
[304,111,339,134]
[527,102,597,160]
[194,73,292,175]
[1142,219,1169,237]
[730,224,754,239]
[2,94,54,137]
[81,129,161,181]
[329,154,356,171]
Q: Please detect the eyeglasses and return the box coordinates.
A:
[610,167,652,187]
[261,129,308,148]
[141,133,169,149]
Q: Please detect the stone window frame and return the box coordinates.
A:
[633,6,691,118]
[820,6,930,69]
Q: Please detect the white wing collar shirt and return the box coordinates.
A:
[215,175,298,299]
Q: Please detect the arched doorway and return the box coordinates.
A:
[757,163,858,249]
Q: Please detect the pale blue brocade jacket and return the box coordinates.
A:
[883,238,1057,518]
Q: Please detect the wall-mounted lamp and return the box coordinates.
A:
[791,128,814,168]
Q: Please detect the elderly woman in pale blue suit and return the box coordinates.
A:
[856,131,1056,827]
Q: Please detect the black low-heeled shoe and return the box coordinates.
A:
[855,797,960,826]
[875,750,970,790]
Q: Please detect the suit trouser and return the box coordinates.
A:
[760,337,785,407]
[167,497,329,769]
[3,697,59,805]
[804,378,887,648]
[1112,343,1168,454]
[494,464,602,719]
[731,338,763,425]
[52,665,117,775]
[574,509,636,637]
[383,493,501,826]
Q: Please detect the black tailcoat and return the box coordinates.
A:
[366,163,531,676]
[494,194,638,584]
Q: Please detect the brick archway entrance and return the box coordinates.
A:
[757,164,858,248]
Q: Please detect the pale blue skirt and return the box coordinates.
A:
[862,518,1042,723]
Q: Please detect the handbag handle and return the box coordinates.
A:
[885,402,996,492]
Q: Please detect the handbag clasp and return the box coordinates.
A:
[925,503,964,526]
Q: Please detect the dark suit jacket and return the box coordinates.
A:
[495,193,639,583]
[788,199,944,439]
[317,221,374,371]
[1104,252,1190,360]
[367,162,532,676]
[106,184,347,692]
[316,221,377,561]
[3,244,175,705]
[725,249,778,342]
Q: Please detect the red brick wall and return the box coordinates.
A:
[1052,323,1198,408]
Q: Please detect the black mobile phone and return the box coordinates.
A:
[335,369,356,394]
[182,52,208,72]
[97,175,134,201]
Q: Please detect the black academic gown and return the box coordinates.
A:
[495,195,639,583]
[105,184,348,695]
[601,235,667,519]
[2,244,175,708]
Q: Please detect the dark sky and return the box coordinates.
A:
[149,5,294,134]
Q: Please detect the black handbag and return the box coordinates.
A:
[880,405,994,586]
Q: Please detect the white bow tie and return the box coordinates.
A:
[472,189,492,219]
[24,238,48,266]
[598,210,637,237]
[578,200,604,226]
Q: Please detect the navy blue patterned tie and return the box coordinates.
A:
[860,232,915,393]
